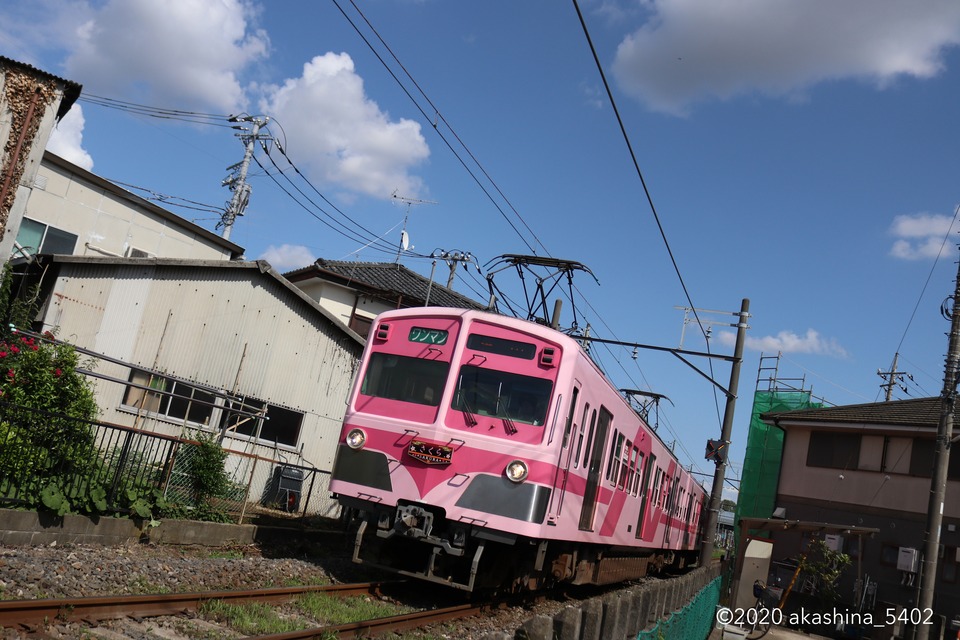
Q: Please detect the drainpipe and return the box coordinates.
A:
[0,86,43,224]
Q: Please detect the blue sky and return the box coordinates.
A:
[4,0,960,497]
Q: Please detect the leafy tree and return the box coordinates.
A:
[800,538,851,608]
[0,262,100,514]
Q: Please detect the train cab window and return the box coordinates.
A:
[361,353,449,406]
[451,364,552,426]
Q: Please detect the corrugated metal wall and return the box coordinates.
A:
[43,261,362,472]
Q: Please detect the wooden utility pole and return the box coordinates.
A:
[916,256,960,640]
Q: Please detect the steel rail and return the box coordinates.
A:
[0,581,387,630]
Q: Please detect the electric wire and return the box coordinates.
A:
[332,0,541,255]
[257,141,398,255]
[78,94,234,127]
[250,154,398,260]
[876,203,960,401]
[571,1,726,433]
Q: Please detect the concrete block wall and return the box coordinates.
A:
[0,508,256,546]
[501,564,721,640]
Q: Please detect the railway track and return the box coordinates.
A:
[0,580,504,638]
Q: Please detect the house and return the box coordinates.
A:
[758,397,959,635]
[285,258,488,337]
[0,57,81,259]
[18,254,364,466]
[9,151,243,262]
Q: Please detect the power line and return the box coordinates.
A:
[78,93,233,127]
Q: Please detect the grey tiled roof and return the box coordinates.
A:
[285,259,487,310]
[761,396,942,429]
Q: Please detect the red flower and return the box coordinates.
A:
[54,368,62,378]
[10,346,18,354]
[5,369,14,381]
[0,352,6,358]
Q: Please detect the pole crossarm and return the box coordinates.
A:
[577,334,738,398]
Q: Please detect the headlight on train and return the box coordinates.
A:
[505,459,529,483]
[345,428,366,450]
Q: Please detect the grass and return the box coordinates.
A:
[199,592,417,636]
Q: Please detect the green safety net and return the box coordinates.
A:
[637,575,722,640]
[734,390,821,551]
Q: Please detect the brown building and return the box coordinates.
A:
[760,397,959,636]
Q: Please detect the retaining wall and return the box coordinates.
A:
[484,563,722,640]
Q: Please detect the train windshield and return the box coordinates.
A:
[452,364,552,426]
[360,352,449,407]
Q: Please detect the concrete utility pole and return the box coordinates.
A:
[221,115,270,241]
[915,257,960,640]
[700,298,750,565]
[878,352,913,401]
[431,249,476,289]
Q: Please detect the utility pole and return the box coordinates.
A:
[700,298,750,565]
[878,352,913,401]
[220,115,270,241]
[915,257,960,640]
[431,249,476,289]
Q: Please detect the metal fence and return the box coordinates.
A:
[0,400,338,524]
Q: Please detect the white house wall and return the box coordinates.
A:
[41,260,362,472]
[19,155,236,261]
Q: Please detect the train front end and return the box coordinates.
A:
[329,308,567,592]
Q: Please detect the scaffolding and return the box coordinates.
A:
[734,354,822,546]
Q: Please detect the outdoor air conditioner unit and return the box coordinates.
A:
[897,547,919,573]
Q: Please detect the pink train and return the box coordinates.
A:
[329,307,706,592]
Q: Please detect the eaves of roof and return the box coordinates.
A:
[285,259,487,310]
[1,56,82,120]
[761,396,942,430]
[36,255,365,347]
[42,151,245,259]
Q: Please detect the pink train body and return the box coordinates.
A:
[329,307,706,592]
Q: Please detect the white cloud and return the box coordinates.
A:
[258,53,430,200]
[889,212,956,260]
[46,106,94,171]
[717,328,848,357]
[611,0,960,115]
[64,0,269,113]
[258,244,315,273]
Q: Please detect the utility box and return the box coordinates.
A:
[897,547,919,573]
[268,465,304,512]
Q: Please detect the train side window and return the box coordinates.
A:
[582,409,597,469]
[606,430,623,484]
[624,445,636,493]
[574,403,589,469]
[651,468,663,507]
[618,439,631,490]
[562,387,579,449]
[633,451,644,496]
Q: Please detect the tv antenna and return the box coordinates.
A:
[392,191,437,262]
